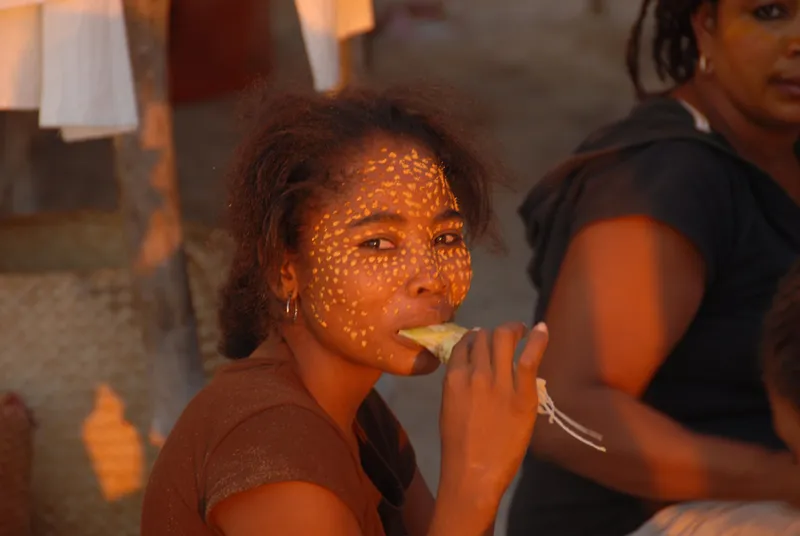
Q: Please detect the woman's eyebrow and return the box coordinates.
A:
[434,208,463,223]
[348,212,406,228]
[348,208,463,228]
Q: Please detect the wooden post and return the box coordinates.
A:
[113,0,206,445]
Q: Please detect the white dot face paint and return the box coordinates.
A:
[297,139,472,375]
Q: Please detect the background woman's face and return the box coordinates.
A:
[699,0,800,124]
[295,138,473,375]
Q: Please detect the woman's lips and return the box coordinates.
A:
[393,331,428,351]
[771,76,800,98]
[389,302,454,352]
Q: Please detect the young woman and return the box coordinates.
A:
[140,86,549,536]
[509,1,800,535]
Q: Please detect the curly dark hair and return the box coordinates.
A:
[762,260,800,409]
[626,0,719,99]
[218,84,501,359]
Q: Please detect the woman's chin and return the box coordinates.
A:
[408,350,441,375]
[371,348,440,376]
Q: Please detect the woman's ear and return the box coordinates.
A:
[269,253,300,301]
[691,2,717,59]
[258,238,299,301]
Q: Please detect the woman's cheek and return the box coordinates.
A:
[303,254,364,326]
[442,247,472,307]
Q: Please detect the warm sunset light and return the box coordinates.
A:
[82,384,144,502]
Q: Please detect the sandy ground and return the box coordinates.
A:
[23,0,647,531]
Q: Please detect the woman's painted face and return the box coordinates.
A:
[295,139,472,375]
[699,1,800,124]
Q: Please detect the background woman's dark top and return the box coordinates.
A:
[141,343,417,536]
[508,98,800,536]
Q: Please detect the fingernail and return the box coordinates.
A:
[533,322,548,334]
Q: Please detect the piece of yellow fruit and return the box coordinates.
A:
[398,323,469,364]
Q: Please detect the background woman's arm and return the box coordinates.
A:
[530,217,800,504]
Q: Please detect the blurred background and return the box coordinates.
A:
[1,0,648,533]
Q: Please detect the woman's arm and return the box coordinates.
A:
[403,469,435,536]
[403,469,496,536]
[211,481,363,536]
[211,477,500,536]
[531,217,800,504]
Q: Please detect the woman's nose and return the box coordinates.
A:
[786,29,800,56]
[405,252,446,296]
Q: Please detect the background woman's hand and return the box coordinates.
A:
[438,322,548,509]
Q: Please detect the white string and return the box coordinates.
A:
[537,379,606,452]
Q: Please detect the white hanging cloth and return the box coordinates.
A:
[294,0,374,92]
[0,0,138,142]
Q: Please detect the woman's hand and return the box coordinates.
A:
[437,322,548,510]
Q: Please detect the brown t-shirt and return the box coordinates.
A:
[140,345,418,536]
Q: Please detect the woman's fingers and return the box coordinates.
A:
[491,322,526,387]
[515,323,549,401]
[448,329,476,370]
[471,329,494,381]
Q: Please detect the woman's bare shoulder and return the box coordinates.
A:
[210,480,363,536]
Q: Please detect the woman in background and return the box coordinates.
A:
[509,1,800,535]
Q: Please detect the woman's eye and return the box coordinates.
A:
[434,233,463,246]
[359,238,396,250]
[753,3,789,20]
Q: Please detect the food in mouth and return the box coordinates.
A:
[398,323,469,364]
[399,323,607,452]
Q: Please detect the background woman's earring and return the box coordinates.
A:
[698,55,713,74]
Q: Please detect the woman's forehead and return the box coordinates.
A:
[323,143,459,225]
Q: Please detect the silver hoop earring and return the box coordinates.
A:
[285,295,298,322]
[698,55,712,74]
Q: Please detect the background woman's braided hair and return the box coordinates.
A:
[626,0,719,99]
[217,84,501,359]
[762,260,800,409]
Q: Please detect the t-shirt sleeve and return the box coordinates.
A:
[571,141,737,280]
[203,404,364,521]
[357,390,418,489]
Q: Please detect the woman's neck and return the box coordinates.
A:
[673,81,800,170]
[267,324,382,435]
